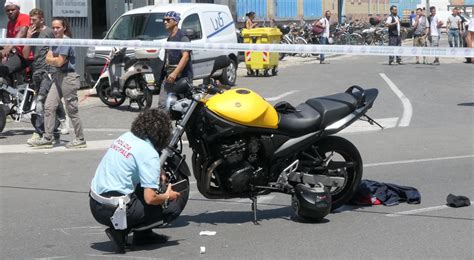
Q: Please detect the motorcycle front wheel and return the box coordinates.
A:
[97,80,126,107]
[162,156,191,223]
[298,136,363,210]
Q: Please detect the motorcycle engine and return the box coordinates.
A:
[125,87,142,100]
[218,137,266,194]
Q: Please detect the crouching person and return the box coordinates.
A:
[89,109,182,254]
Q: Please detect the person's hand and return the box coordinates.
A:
[166,72,177,83]
[27,25,37,38]
[165,183,181,201]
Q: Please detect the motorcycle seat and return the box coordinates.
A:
[305,93,358,128]
[278,103,322,136]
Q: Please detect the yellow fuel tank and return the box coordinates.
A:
[205,88,278,129]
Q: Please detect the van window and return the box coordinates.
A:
[182,14,202,40]
[107,13,168,40]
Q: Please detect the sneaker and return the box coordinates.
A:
[397,60,404,65]
[320,60,330,64]
[27,133,41,146]
[105,228,127,254]
[65,138,87,149]
[132,230,169,245]
[31,137,53,149]
[59,119,69,135]
[433,60,440,65]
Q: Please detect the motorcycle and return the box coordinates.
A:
[159,56,380,223]
[0,67,36,133]
[94,47,159,110]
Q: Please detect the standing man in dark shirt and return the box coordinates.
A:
[22,8,69,145]
[385,5,403,65]
[158,11,193,108]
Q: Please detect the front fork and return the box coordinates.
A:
[159,98,199,170]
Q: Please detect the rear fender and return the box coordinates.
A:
[323,88,378,135]
[93,71,109,89]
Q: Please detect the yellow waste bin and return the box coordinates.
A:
[241,27,282,77]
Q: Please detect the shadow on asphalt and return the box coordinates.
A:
[90,239,180,254]
[168,206,330,226]
[458,102,474,106]
[0,129,34,137]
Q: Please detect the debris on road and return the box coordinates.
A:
[199,231,216,236]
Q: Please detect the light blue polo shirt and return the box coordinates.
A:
[91,132,161,195]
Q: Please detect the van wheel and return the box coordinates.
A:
[219,59,237,86]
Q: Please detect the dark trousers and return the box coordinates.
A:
[319,36,328,61]
[388,35,402,62]
[30,70,66,136]
[89,185,184,232]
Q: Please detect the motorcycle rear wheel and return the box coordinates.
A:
[97,80,126,107]
[134,79,153,111]
[299,136,363,210]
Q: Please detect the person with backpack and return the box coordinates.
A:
[385,5,402,65]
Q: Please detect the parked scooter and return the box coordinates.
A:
[95,47,160,110]
[157,56,381,224]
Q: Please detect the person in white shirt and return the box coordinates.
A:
[467,16,474,64]
[428,6,443,65]
[314,10,332,64]
[446,8,462,47]
[385,5,402,65]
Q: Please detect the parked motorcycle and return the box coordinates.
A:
[95,47,159,110]
[159,56,380,223]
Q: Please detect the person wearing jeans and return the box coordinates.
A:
[386,5,402,65]
[447,8,461,47]
[314,10,331,64]
[32,17,86,149]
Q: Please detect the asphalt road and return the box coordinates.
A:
[1,51,473,259]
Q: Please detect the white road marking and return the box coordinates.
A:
[379,73,413,127]
[365,154,474,167]
[385,202,474,217]
[340,117,398,134]
[3,127,129,133]
[0,139,116,154]
[236,195,275,204]
[264,90,299,101]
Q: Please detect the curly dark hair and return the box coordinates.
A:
[131,109,172,151]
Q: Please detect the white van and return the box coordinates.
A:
[85,4,238,86]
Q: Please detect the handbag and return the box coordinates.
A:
[312,24,324,35]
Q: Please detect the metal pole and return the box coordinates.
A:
[426,0,430,17]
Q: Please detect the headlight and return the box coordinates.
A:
[86,47,95,58]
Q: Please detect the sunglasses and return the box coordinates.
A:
[163,18,174,23]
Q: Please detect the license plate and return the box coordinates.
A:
[145,73,155,84]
